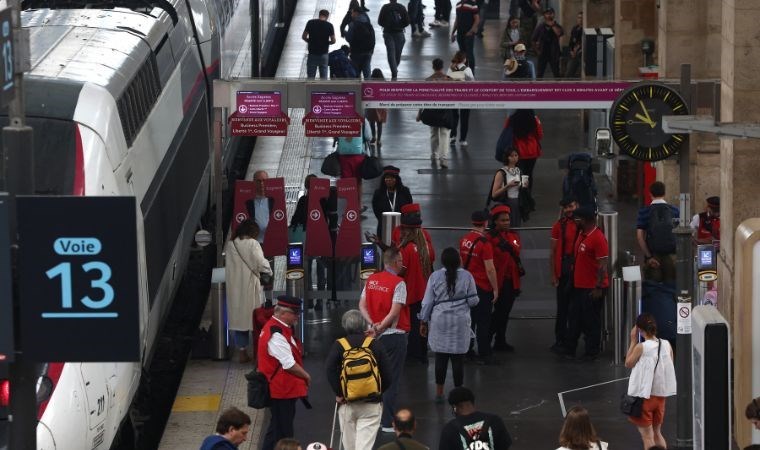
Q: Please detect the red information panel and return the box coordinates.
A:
[229,91,290,136]
[306,178,332,257]
[262,178,288,257]
[303,91,362,137]
[232,180,256,235]
[335,178,361,257]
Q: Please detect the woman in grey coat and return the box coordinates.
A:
[420,247,479,403]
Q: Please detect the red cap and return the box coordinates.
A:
[490,205,511,218]
[400,203,421,214]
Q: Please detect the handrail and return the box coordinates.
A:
[424,226,552,232]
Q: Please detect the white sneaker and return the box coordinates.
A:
[420,30,432,37]
[439,20,449,26]
[459,140,468,146]
[429,20,442,27]
[381,427,395,433]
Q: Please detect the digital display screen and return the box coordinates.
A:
[699,249,713,268]
[287,245,303,267]
[362,246,376,267]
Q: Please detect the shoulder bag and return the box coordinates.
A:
[246,365,280,409]
[321,151,341,177]
[620,338,661,417]
[232,240,272,287]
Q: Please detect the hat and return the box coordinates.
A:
[707,196,720,209]
[447,386,475,406]
[400,203,421,215]
[400,214,422,228]
[490,204,511,218]
[306,443,327,450]
[277,294,302,312]
[382,165,400,176]
[573,206,596,220]
[559,195,577,207]
[503,58,519,75]
[514,43,527,52]
[471,210,488,226]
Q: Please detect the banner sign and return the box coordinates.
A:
[262,177,288,257]
[361,81,632,109]
[232,180,256,235]
[304,91,363,137]
[229,90,289,136]
[334,178,361,258]
[305,178,332,257]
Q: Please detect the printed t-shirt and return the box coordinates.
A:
[459,230,494,291]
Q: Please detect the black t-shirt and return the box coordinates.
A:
[304,19,335,54]
[454,0,479,33]
[438,412,512,450]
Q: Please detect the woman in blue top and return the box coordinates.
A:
[419,247,479,403]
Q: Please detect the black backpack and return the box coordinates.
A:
[646,204,677,254]
[329,49,358,78]
[562,153,597,211]
[350,20,375,53]
[456,417,493,450]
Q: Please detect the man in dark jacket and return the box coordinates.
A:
[531,7,564,78]
[345,6,376,78]
[438,387,512,450]
[378,0,410,79]
[326,309,393,450]
[199,407,251,449]
[377,409,429,450]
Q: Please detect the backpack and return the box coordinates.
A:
[329,49,358,78]
[562,153,597,211]
[350,20,375,53]
[338,337,382,402]
[646,203,677,254]
[456,417,494,450]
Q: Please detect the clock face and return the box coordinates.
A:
[610,84,690,161]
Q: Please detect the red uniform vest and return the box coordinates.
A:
[399,242,427,305]
[365,270,410,332]
[696,212,720,242]
[257,317,308,399]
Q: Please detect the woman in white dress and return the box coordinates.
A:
[490,147,523,227]
[555,406,608,450]
[625,312,677,450]
[224,219,272,362]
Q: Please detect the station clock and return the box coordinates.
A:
[609,83,690,162]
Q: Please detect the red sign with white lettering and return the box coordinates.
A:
[262,178,288,257]
[229,111,290,137]
[335,178,361,257]
[303,91,362,137]
[306,178,332,257]
[232,180,256,235]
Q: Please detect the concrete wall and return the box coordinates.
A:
[614,0,656,79]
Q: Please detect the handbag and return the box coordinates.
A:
[232,240,272,288]
[246,366,280,409]
[321,151,341,177]
[518,186,536,221]
[621,338,662,417]
[361,155,383,179]
[420,108,454,129]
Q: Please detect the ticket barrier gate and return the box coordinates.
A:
[286,242,306,342]
[359,242,379,291]
[695,244,718,307]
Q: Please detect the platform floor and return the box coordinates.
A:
[158,0,676,447]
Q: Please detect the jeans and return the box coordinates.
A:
[456,33,476,72]
[565,288,604,356]
[450,109,470,141]
[306,53,329,79]
[351,52,373,79]
[490,280,516,346]
[470,287,494,357]
[261,398,297,450]
[407,302,427,361]
[435,352,465,386]
[338,402,382,450]
[565,52,582,78]
[409,0,424,33]
[232,330,249,349]
[434,0,452,21]
[383,31,406,78]
[537,53,561,79]
[554,272,571,345]
[378,333,407,427]
[429,126,451,162]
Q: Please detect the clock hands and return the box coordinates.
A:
[637,101,657,128]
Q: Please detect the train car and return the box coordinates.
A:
[0,0,269,447]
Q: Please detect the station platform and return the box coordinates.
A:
[158,0,676,448]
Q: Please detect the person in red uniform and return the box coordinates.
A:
[391,203,436,265]
[691,196,720,245]
[359,246,409,432]
[549,196,579,353]
[488,204,522,353]
[564,206,609,362]
[459,210,499,365]
[257,295,311,450]
[397,214,431,364]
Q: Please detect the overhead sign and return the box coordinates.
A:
[229,90,290,136]
[0,193,13,362]
[361,81,632,109]
[303,91,363,137]
[16,197,140,362]
[0,8,14,107]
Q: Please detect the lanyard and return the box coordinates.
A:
[387,190,396,211]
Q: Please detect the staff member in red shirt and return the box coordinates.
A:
[549,196,579,353]
[359,247,409,433]
[459,210,499,365]
[257,295,311,450]
[391,203,436,265]
[564,206,609,362]
[397,215,431,365]
[488,204,522,353]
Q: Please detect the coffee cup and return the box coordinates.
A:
[521,175,529,188]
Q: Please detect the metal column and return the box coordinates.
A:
[599,211,618,347]
[381,212,401,247]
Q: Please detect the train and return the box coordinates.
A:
[0,0,281,447]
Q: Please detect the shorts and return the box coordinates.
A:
[628,395,666,427]
[339,154,365,181]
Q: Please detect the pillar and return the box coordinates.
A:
[613,0,656,79]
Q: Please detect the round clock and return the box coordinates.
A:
[609,83,690,161]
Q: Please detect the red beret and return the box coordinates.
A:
[490,205,511,218]
[400,203,421,214]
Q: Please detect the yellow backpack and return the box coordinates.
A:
[338,337,382,402]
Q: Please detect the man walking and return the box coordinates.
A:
[245,170,272,245]
[438,387,512,450]
[258,295,311,450]
[359,247,409,433]
[450,0,479,73]
[549,196,578,353]
[377,409,429,450]
[302,9,336,79]
[416,58,453,168]
[459,210,499,365]
[378,0,410,80]
[531,7,563,78]
[636,181,679,283]
[345,6,375,79]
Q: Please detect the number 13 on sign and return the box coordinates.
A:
[45,261,116,318]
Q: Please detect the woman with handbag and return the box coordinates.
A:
[555,406,608,450]
[419,248,479,403]
[225,219,273,363]
[489,147,522,227]
[624,312,677,450]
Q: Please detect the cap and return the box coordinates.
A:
[277,294,303,312]
[447,386,475,406]
[306,443,327,450]
[400,203,421,214]
[707,196,720,209]
[400,214,422,228]
[382,165,400,176]
[573,206,596,220]
[471,210,488,225]
[559,195,577,207]
[490,204,511,218]
[514,43,527,52]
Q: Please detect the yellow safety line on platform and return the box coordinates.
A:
[171,394,222,412]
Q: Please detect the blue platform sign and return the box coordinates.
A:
[16,196,140,362]
[0,8,14,107]
[0,193,13,362]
